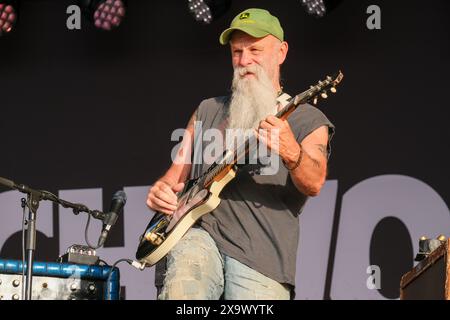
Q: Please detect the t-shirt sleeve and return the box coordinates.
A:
[190,96,229,179]
[288,103,335,159]
[196,96,229,124]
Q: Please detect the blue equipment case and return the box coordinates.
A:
[0,259,120,300]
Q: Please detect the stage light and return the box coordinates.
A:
[0,0,18,36]
[187,0,231,25]
[300,0,342,18]
[79,0,126,31]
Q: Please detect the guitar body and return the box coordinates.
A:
[135,168,236,266]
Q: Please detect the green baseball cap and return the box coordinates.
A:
[219,8,284,45]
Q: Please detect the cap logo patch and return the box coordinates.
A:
[239,12,250,19]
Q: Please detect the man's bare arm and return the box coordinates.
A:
[146,110,197,214]
[159,109,197,185]
[284,126,329,196]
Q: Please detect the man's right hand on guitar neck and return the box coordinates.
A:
[146,180,185,215]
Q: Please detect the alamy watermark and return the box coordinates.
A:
[170,121,281,175]
[366,265,381,290]
[366,5,381,30]
[66,5,81,30]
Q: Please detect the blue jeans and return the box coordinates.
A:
[158,227,290,300]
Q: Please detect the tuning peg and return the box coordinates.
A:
[313,97,318,105]
[321,92,328,99]
[330,87,337,93]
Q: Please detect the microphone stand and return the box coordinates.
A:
[24,189,39,300]
[0,176,106,300]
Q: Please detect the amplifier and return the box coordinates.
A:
[0,259,120,300]
[400,239,450,300]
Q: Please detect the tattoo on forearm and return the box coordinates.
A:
[302,148,321,168]
[316,144,328,158]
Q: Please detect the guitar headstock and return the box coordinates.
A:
[294,71,344,106]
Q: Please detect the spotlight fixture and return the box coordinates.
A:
[79,0,126,31]
[0,0,18,36]
[187,0,231,25]
[300,0,342,18]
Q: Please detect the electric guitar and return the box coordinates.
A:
[135,71,344,267]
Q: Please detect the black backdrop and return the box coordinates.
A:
[0,0,449,299]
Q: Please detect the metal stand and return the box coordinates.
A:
[24,191,40,300]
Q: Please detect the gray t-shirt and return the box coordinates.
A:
[190,95,335,290]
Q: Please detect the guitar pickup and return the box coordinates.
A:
[145,232,165,246]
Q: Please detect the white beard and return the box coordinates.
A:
[227,64,278,130]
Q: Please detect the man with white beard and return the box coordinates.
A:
[147,8,335,300]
